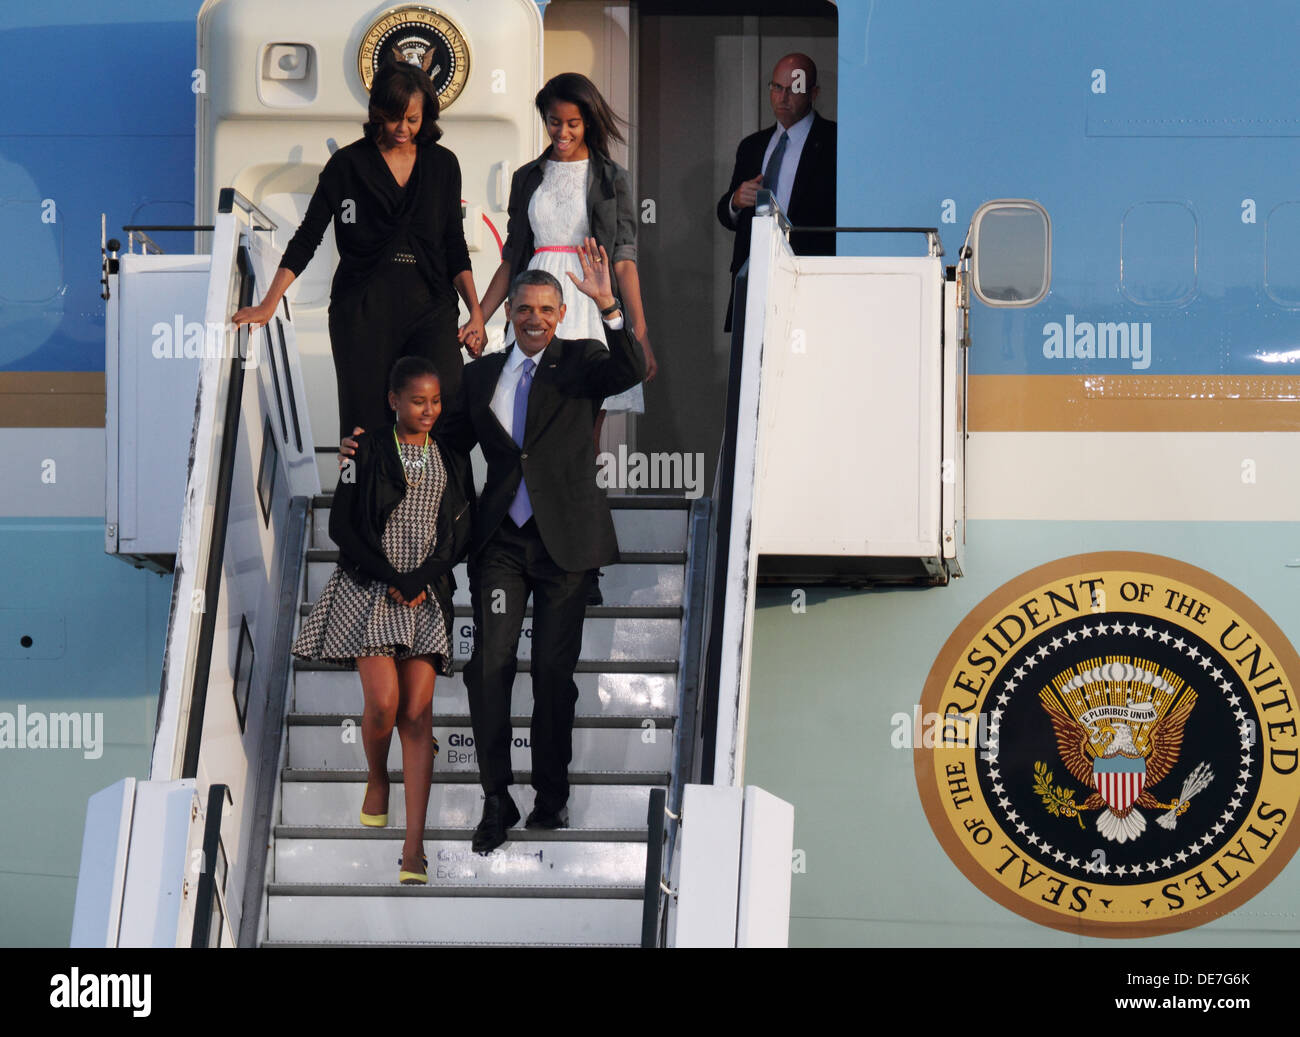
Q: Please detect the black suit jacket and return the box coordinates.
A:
[717,112,837,328]
[441,323,646,573]
[281,137,471,305]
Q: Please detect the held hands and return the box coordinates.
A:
[458,309,487,358]
[566,237,616,313]
[732,174,764,211]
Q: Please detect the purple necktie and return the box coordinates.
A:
[507,359,535,525]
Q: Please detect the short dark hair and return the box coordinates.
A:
[364,61,442,144]
[389,355,441,395]
[535,73,627,157]
[509,269,565,305]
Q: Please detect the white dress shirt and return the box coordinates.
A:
[729,109,816,220]
[491,313,626,440]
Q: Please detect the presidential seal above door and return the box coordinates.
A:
[915,552,1300,937]
[358,6,470,109]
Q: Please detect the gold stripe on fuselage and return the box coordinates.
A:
[970,375,1300,432]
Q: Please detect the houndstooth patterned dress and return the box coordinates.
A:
[292,441,453,675]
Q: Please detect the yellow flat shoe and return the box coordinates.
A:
[360,781,388,827]
[399,854,429,885]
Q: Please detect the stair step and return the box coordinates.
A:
[306,549,685,564]
[294,658,679,673]
[306,560,685,608]
[265,895,642,944]
[275,825,647,842]
[298,603,683,619]
[283,770,667,784]
[287,723,673,772]
[313,502,689,553]
[292,670,676,717]
[263,939,639,948]
[269,883,642,898]
[311,493,691,511]
[286,712,675,730]
[274,837,645,885]
[279,781,658,828]
[292,612,681,663]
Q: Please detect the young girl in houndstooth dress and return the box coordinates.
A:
[293,356,469,885]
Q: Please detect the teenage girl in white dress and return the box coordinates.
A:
[477,72,658,442]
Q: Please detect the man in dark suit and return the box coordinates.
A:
[718,52,837,331]
[447,240,645,854]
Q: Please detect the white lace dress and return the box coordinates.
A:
[507,158,644,413]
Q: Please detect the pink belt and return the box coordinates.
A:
[534,246,580,254]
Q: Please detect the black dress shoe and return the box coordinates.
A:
[587,570,603,607]
[472,793,521,855]
[525,804,570,830]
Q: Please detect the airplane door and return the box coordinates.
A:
[196,0,544,465]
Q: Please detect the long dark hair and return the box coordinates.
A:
[364,60,442,144]
[534,73,627,157]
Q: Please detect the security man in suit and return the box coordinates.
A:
[448,240,645,854]
[718,52,837,331]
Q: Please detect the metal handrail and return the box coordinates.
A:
[216,187,278,231]
[122,224,217,232]
[756,190,944,256]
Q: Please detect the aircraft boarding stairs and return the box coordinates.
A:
[77,190,725,949]
[75,184,979,948]
[270,493,690,946]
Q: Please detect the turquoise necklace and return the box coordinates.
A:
[393,426,431,488]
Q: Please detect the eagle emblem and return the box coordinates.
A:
[1039,658,1213,843]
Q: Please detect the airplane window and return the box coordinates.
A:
[1121,201,1197,306]
[971,201,1050,307]
[1264,202,1300,307]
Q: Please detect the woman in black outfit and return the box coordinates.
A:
[232,62,485,438]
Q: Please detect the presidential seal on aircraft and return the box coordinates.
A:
[916,553,1300,937]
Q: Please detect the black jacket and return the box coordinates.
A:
[329,425,472,664]
[280,137,472,305]
[440,323,645,573]
[500,147,638,304]
[717,112,837,329]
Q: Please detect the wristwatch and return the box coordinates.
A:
[599,298,622,318]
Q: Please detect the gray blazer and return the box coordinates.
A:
[500,147,638,303]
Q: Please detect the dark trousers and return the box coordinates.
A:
[327,265,464,440]
[465,516,593,812]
